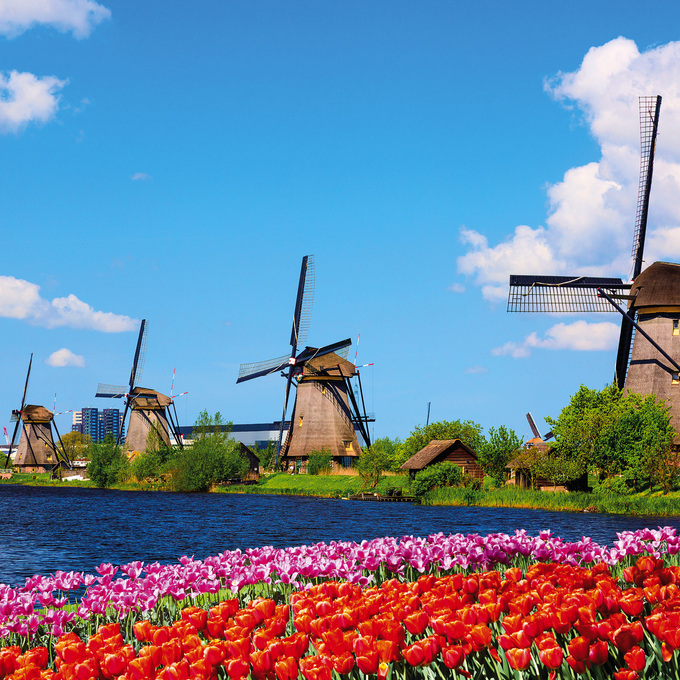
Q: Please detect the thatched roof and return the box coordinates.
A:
[22,405,54,422]
[304,351,356,377]
[400,439,477,471]
[130,387,172,408]
[631,262,680,309]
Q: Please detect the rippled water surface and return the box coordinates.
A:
[2,484,678,587]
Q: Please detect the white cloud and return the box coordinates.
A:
[492,321,620,358]
[464,365,488,374]
[46,348,85,367]
[0,0,111,38]
[0,71,68,133]
[458,37,680,303]
[447,282,465,293]
[0,275,138,332]
[131,173,150,181]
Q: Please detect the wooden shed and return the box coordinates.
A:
[400,439,484,481]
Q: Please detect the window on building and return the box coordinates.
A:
[344,440,352,452]
[299,416,303,427]
[674,320,679,336]
[673,373,680,385]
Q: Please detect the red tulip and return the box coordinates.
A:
[624,646,646,672]
[376,639,401,663]
[442,645,465,669]
[538,645,563,669]
[274,656,298,680]
[613,671,639,680]
[505,648,531,671]
[225,658,249,680]
[566,655,589,675]
[331,652,354,675]
[589,640,609,666]
[568,636,589,662]
[404,610,429,636]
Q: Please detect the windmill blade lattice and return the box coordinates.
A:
[237,354,292,384]
[290,255,315,351]
[95,384,129,398]
[631,95,662,280]
[507,275,628,313]
[129,320,148,389]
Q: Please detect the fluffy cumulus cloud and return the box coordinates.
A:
[0,275,138,332]
[0,71,68,133]
[0,0,111,38]
[46,348,85,367]
[492,321,620,358]
[458,37,680,354]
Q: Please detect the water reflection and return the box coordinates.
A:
[1,484,678,587]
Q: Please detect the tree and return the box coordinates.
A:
[169,411,249,492]
[355,444,392,489]
[253,440,277,472]
[57,431,94,461]
[307,449,332,475]
[400,420,486,468]
[478,425,522,486]
[546,384,676,491]
[87,435,127,487]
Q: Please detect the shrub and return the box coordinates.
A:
[411,462,463,498]
[130,450,163,481]
[307,450,332,475]
[87,435,127,488]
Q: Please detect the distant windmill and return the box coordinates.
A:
[525,412,553,442]
[96,320,184,452]
[5,354,70,472]
[506,96,680,431]
[237,255,371,468]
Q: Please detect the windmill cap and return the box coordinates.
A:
[631,261,680,309]
[22,405,54,422]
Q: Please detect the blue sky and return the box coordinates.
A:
[3,0,680,444]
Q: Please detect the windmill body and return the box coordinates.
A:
[623,262,680,429]
[96,320,184,454]
[237,255,371,468]
[124,387,173,453]
[13,405,60,473]
[280,351,362,466]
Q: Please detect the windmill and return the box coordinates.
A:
[506,96,680,430]
[237,255,372,469]
[95,320,184,453]
[5,354,71,472]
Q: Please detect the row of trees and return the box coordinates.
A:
[87,411,251,492]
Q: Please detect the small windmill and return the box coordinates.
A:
[507,96,680,430]
[5,354,70,472]
[96,320,184,452]
[526,412,553,444]
[237,255,371,469]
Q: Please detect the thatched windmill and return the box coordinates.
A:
[237,255,372,469]
[96,320,184,453]
[507,96,680,431]
[5,355,70,473]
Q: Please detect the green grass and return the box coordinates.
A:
[218,472,410,498]
[422,484,680,516]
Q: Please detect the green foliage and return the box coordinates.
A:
[400,420,486,468]
[307,449,332,475]
[546,384,676,491]
[57,431,94,461]
[478,425,522,486]
[411,461,463,498]
[130,450,163,481]
[87,434,127,487]
[253,440,277,472]
[169,411,249,492]
[355,443,393,488]
[369,436,405,472]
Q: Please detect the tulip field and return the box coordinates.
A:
[1,528,680,679]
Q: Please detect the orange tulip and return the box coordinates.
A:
[442,645,465,669]
[330,652,354,675]
[274,656,298,680]
[538,645,563,669]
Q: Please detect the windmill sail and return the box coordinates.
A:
[291,254,314,351]
[507,275,628,313]
[237,355,291,384]
[615,95,662,388]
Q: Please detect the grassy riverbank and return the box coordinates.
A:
[218,472,410,498]
[422,484,680,516]
[4,470,680,516]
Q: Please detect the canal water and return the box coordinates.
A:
[2,484,678,587]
